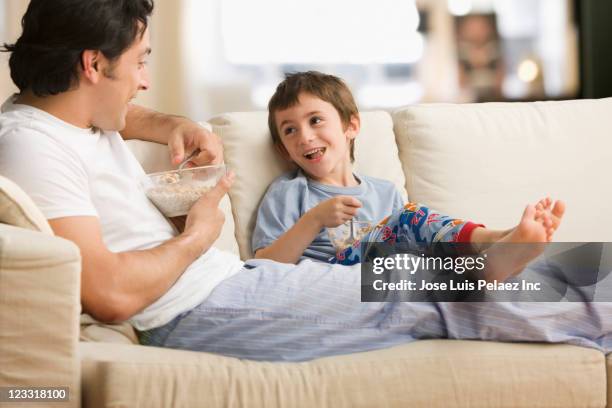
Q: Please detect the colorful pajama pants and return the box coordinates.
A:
[332,202,482,265]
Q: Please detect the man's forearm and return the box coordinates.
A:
[81,228,215,323]
[122,104,223,166]
[121,104,183,143]
[119,232,207,297]
[48,215,210,322]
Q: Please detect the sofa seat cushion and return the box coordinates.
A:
[80,340,605,408]
[393,98,612,241]
[210,111,407,259]
[80,314,138,345]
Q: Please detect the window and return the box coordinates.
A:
[181,0,578,117]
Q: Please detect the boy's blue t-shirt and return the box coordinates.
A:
[252,169,405,262]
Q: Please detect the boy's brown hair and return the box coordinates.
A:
[268,71,359,162]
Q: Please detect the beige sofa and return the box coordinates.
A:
[1,98,611,407]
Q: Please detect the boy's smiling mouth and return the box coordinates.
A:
[303,147,326,160]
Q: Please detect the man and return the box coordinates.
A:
[0,0,242,330]
[1,0,609,362]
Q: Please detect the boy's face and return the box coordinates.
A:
[91,26,151,131]
[275,93,359,185]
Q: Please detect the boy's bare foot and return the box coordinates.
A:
[535,197,566,241]
[506,204,550,243]
[482,199,565,282]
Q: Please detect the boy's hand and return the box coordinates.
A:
[309,196,362,228]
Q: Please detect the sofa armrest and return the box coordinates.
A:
[0,224,81,407]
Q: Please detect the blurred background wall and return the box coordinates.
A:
[0,0,27,100]
[0,0,608,120]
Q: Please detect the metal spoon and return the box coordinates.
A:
[178,149,200,170]
[347,218,356,245]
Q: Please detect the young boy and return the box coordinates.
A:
[252,71,565,275]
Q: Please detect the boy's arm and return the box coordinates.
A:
[254,196,362,264]
[254,211,323,264]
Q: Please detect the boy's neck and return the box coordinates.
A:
[304,168,360,187]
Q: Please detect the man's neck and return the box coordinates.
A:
[15,90,92,129]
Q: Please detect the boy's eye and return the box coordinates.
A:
[310,116,322,125]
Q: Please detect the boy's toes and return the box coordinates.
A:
[536,197,551,211]
[552,200,566,219]
[521,204,536,222]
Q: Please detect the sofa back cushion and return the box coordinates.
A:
[210,111,407,259]
[393,98,612,241]
[0,175,53,234]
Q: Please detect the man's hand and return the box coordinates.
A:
[182,171,235,252]
[308,196,362,229]
[122,105,223,166]
[168,121,223,167]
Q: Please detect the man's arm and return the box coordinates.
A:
[49,174,233,323]
[121,104,223,165]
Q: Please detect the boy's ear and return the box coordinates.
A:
[274,143,292,162]
[345,114,361,140]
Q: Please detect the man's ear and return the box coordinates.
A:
[80,50,103,83]
[345,114,361,140]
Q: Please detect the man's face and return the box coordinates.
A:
[91,27,151,131]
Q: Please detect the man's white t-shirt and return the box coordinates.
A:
[0,98,244,330]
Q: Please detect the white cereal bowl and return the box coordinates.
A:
[142,164,226,217]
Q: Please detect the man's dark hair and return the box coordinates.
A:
[268,71,359,162]
[1,0,154,96]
